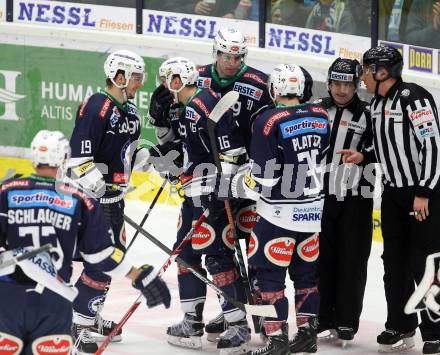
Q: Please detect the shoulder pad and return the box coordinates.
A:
[78,93,112,120]
[243,70,268,87]
[56,183,96,211]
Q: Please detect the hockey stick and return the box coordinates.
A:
[0,244,52,269]
[95,208,211,355]
[123,214,277,318]
[126,179,167,251]
[206,90,262,332]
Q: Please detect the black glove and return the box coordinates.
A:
[149,84,174,128]
[133,264,171,308]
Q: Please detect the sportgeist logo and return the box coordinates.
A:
[0,70,26,120]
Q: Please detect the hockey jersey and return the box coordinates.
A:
[197,64,271,150]
[69,91,142,193]
[0,175,131,300]
[235,103,330,232]
[177,88,246,196]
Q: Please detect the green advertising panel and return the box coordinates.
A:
[0,43,162,148]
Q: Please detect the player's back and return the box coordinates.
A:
[0,175,102,283]
[249,103,330,231]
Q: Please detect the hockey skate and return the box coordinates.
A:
[317,328,337,342]
[377,329,416,353]
[423,340,440,354]
[167,313,205,349]
[71,323,98,354]
[205,312,228,342]
[90,314,122,342]
[289,317,318,354]
[336,326,354,348]
[246,323,289,355]
[217,319,251,355]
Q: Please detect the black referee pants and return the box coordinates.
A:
[381,185,440,341]
[318,195,373,333]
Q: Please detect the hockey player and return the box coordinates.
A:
[66,50,151,352]
[340,46,440,354]
[0,130,170,355]
[315,58,373,346]
[230,64,330,355]
[159,57,251,354]
[197,27,272,340]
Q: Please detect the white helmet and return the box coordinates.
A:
[162,57,199,93]
[268,64,305,100]
[31,130,71,168]
[104,50,146,88]
[159,57,188,78]
[213,28,248,59]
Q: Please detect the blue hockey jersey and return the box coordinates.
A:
[238,103,330,232]
[197,64,271,150]
[69,91,141,192]
[177,88,246,196]
[0,175,131,300]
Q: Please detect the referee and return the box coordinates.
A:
[316,58,374,345]
[340,46,440,355]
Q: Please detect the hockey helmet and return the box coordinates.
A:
[162,57,199,93]
[361,45,403,78]
[327,57,360,86]
[213,28,248,60]
[104,50,146,88]
[31,130,71,168]
[268,64,305,101]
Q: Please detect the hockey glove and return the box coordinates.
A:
[149,84,174,128]
[133,264,171,309]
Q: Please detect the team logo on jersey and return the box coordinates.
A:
[263,110,290,136]
[113,172,128,184]
[109,106,120,127]
[99,98,112,119]
[222,225,235,250]
[264,237,295,267]
[0,332,23,354]
[1,180,30,191]
[311,106,328,117]
[8,190,77,215]
[185,107,202,123]
[31,335,71,355]
[192,222,215,250]
[237,205,258,233]
[243,72,266,85]
[297,233,319,262]
[280,117,327,138]
[192,97,210,118]
[197,77,212,88]
[247,232,259,259]
[233,82,263,101]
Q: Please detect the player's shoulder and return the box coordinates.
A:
[0,176,32,193]
[197,64,212,76]
[55,183,97,212]
[188,89,217,119]
[78,92,113,120]
[241,66,268,87]
[252,106,288,137]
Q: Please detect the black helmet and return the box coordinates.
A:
[299,66,313,103]
[362,45,403,78]
[327,57,360,86]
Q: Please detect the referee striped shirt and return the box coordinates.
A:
[370,78,440,197]
[318,95,373,198]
